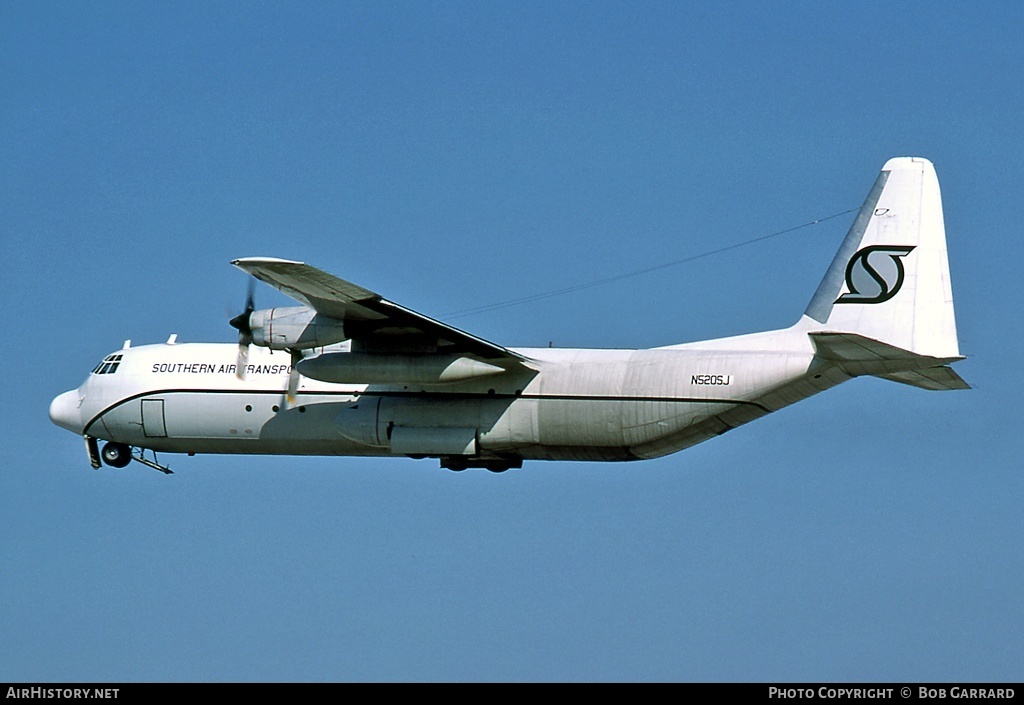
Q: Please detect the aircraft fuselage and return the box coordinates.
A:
[50,327,845,469]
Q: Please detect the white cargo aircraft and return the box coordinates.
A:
[50,157,967,474]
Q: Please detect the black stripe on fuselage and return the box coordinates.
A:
[83,387,771,436]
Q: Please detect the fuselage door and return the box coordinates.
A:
[141,399,168,438]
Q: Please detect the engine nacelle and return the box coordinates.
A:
[298,352,505,385]
[248,306,347,350]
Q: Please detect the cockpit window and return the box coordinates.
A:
[92,353,123,375]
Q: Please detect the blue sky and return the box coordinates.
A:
[2,1,1022,682]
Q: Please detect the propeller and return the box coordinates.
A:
[229,277,256,379]
[229,277,304,403]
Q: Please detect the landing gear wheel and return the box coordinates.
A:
[101,442,132,468]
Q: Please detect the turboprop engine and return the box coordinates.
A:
[229,284,348,392]
[246,306,348,350]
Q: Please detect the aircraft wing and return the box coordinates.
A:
[231,257,528,364]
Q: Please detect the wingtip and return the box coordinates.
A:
[232,257,306,267]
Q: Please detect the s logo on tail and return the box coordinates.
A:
[835,245,916,305]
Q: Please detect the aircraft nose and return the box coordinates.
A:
[49,390,83,434]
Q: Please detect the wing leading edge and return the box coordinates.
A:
[231,257,529,365]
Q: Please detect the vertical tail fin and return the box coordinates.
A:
[803,157,961,361]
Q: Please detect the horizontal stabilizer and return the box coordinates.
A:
[876,367,970,391]
[810,331,968,389]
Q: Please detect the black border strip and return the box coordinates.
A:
[3,682,1018,696]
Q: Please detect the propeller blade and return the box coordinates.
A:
[236,336,250,380]
[245,276,255,314]
[285,349,302,404]
[230,277,257,380]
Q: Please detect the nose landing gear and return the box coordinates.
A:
[101,442,132,468]
[97,441,174,474]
